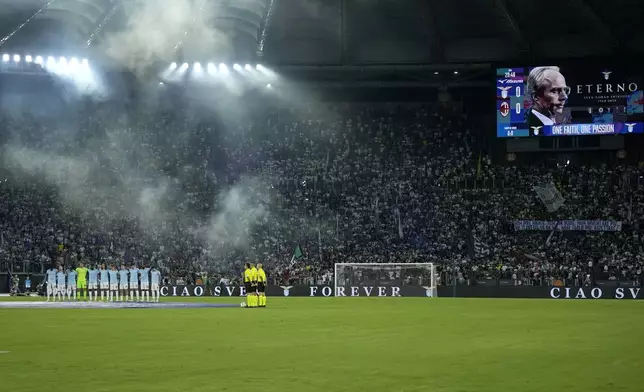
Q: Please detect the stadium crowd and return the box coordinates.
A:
[1,98,643,288]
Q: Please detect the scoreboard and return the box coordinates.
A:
[496,65,643,138]
[496,68,529,137]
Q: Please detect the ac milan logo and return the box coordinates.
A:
[500,102,510,117]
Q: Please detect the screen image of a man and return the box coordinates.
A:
[526,66,570,127]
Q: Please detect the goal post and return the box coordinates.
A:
[333,263,438,297]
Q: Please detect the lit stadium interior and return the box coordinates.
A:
[1,1,644,391]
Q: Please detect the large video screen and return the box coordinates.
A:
[496,65,643,137]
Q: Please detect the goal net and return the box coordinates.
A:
[333,263,437,297]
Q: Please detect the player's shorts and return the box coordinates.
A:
[257,282,266,293]
[100,282,109,290]
[120,283,129,290]
[140,282,150,290]
[47,283,55,295]
[244,282,252,294]
[77,280,87,289]
[88,282,98,290]
[151,283,160,291]
[67,285,75,292]
[129,283,139,290]
[57,285,66,293]
[110,283,118,291]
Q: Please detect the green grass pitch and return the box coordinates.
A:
[0,297,643,392]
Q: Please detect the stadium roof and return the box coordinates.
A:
[262,0,644,64]
[0,0,642,66]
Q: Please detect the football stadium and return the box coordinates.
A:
[1,0,644,391]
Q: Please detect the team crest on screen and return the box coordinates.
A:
[280,286,293,297]
[602,71,612,80]
[500,102,510,117]
[531,126,542,136]
[626,123,636,133]
[497,86,511,99]
[422,286,433,297]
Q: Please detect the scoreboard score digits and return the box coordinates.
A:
[496,65,643,138]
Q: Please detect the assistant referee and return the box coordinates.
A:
[257,263,267,307]
[243,263,257,308]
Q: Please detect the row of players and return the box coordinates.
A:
[45,263,162,302]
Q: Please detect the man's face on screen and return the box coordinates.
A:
[535,70,568,116]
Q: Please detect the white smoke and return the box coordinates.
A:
[100,0,232,74]
[2,131,271,257]
[194,176,271,250]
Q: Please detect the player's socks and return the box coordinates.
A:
[136,291,140,301]
[100,291,104,301]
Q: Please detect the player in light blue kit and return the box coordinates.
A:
[88,266,100,301]
[46,267,58,301]
[99,264,110,301]
[150,267,162,302]
[56,266,66,302]
[118,265,129,302]
[67,268,77,301]
[139,265,151,302]
[128,264,140,301]
[108,265,119,301]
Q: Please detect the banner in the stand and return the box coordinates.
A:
[513,220,621,232]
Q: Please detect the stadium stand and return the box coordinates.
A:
[0,0,643,292]
[1,99,642,289]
